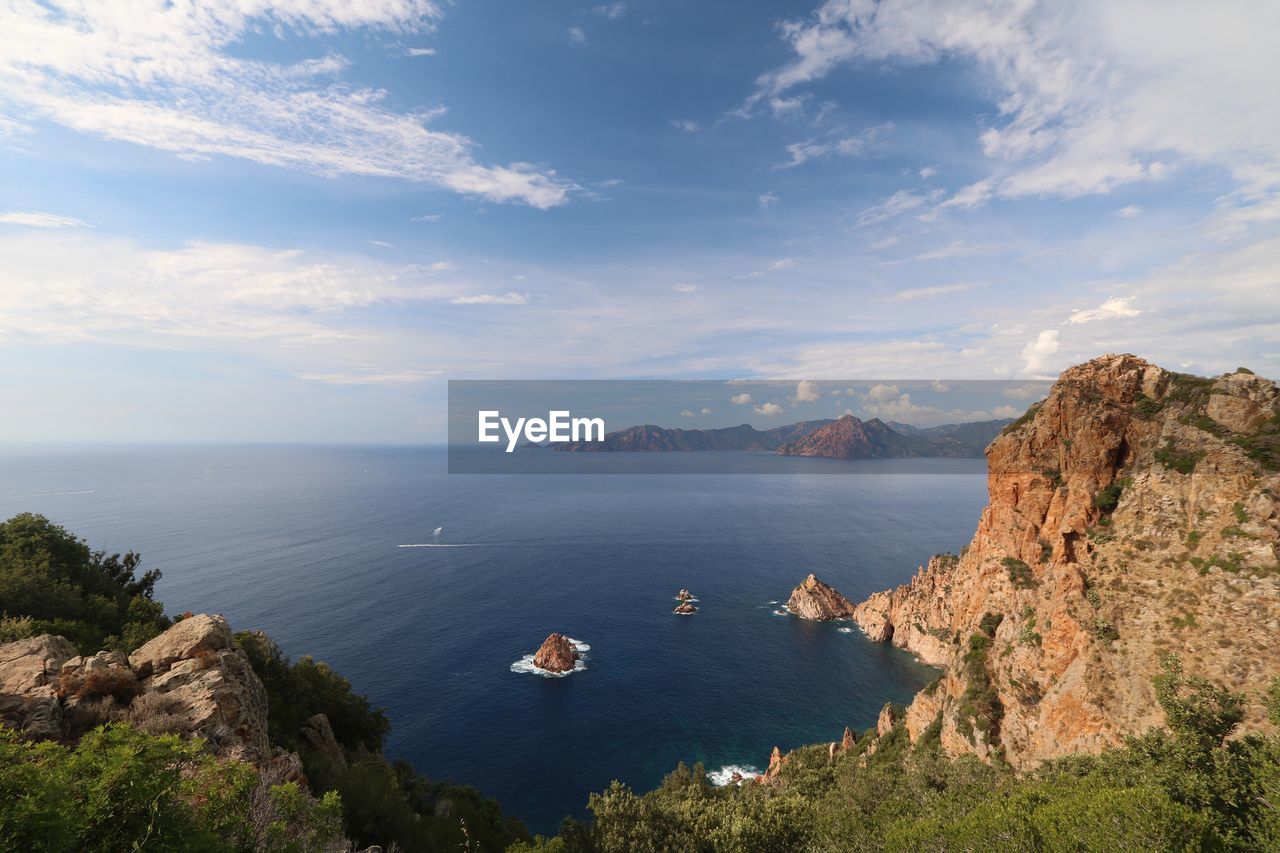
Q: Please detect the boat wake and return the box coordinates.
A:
[398,543,481,548]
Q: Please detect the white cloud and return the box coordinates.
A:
[752,1,1280,208]
[669,118,700,133]
[1002,383,1051,400]
[568,26,587,44]
[0,234,442,347]
[404,47,436,57]
[301,369,441,384]
[0,211,88,228]
[1021,330,1061,375]
[449,292,529,305]
[754,402,785,416]
[680,409,695,417]
[876,283,975,303]
[931,379,949,392]
[1067,297,1141,325]
[909,241,998,262]
[701,407,714,415]
[856,385,1005,427]
[0,1,573,208]
[758,192,780,209]
[1116,205,1143,218]
[411,214,442,222]
[731,393,752,405]
[792,379,821,403]
[779,123,891,168]
[672,283,698,293]
[593,3,627,19]
[749,257,796,277]
[367,240,393,248]
[918,166,938,179]
[864,383,902,404]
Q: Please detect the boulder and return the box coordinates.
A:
[129,614,232,678]
[673,602,698,615]
[0,635,76,740]
[301,712,346,766]
[532,633,579,673]
[786,573,854,621]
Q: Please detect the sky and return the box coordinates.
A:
[0,0,1278,442]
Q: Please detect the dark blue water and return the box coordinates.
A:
[0,445,987,833]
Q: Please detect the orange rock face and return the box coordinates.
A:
[853,354,1280,769]
[787,573,855,621]
[532,633,579,673]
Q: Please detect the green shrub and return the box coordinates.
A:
[0,513,169,653]
[235,630,389,754]
[1092,477,1129,513]
[0,724,344,852]
[1002,557,1037,589]
[1133,395,1163,419]
[1001,401,1042,435]
[1155,441,1204,475]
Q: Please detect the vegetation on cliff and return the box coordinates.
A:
[517,666,1280,851]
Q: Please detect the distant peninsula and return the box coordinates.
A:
[549,414,1012,458]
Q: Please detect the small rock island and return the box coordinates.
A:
[531,633,579,673]
[673,589,697,615]
[786,573,854,621]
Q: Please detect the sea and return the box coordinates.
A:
[0,445,988,834]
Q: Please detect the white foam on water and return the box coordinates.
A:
[709,764,761,786]
[837,626,854,634]
[772,606,791,616]
[510,637,591,677]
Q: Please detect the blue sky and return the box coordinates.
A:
[1,0,1277,441]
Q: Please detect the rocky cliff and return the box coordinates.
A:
[852,355,1280,768]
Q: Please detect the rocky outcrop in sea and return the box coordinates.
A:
[786,573,854,621]
[532,633,579,673]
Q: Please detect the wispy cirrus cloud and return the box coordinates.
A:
[448,292,530,305]
[0,211,88,228]
[875,282,976,303]
[0,1,574,208]
[779,122,891,169]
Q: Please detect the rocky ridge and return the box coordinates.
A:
[851,355,1280,768]
[776,415,909,459]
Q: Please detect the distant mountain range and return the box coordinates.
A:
[548,414,1013,458]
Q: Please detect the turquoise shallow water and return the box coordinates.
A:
[0,445,987,833]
